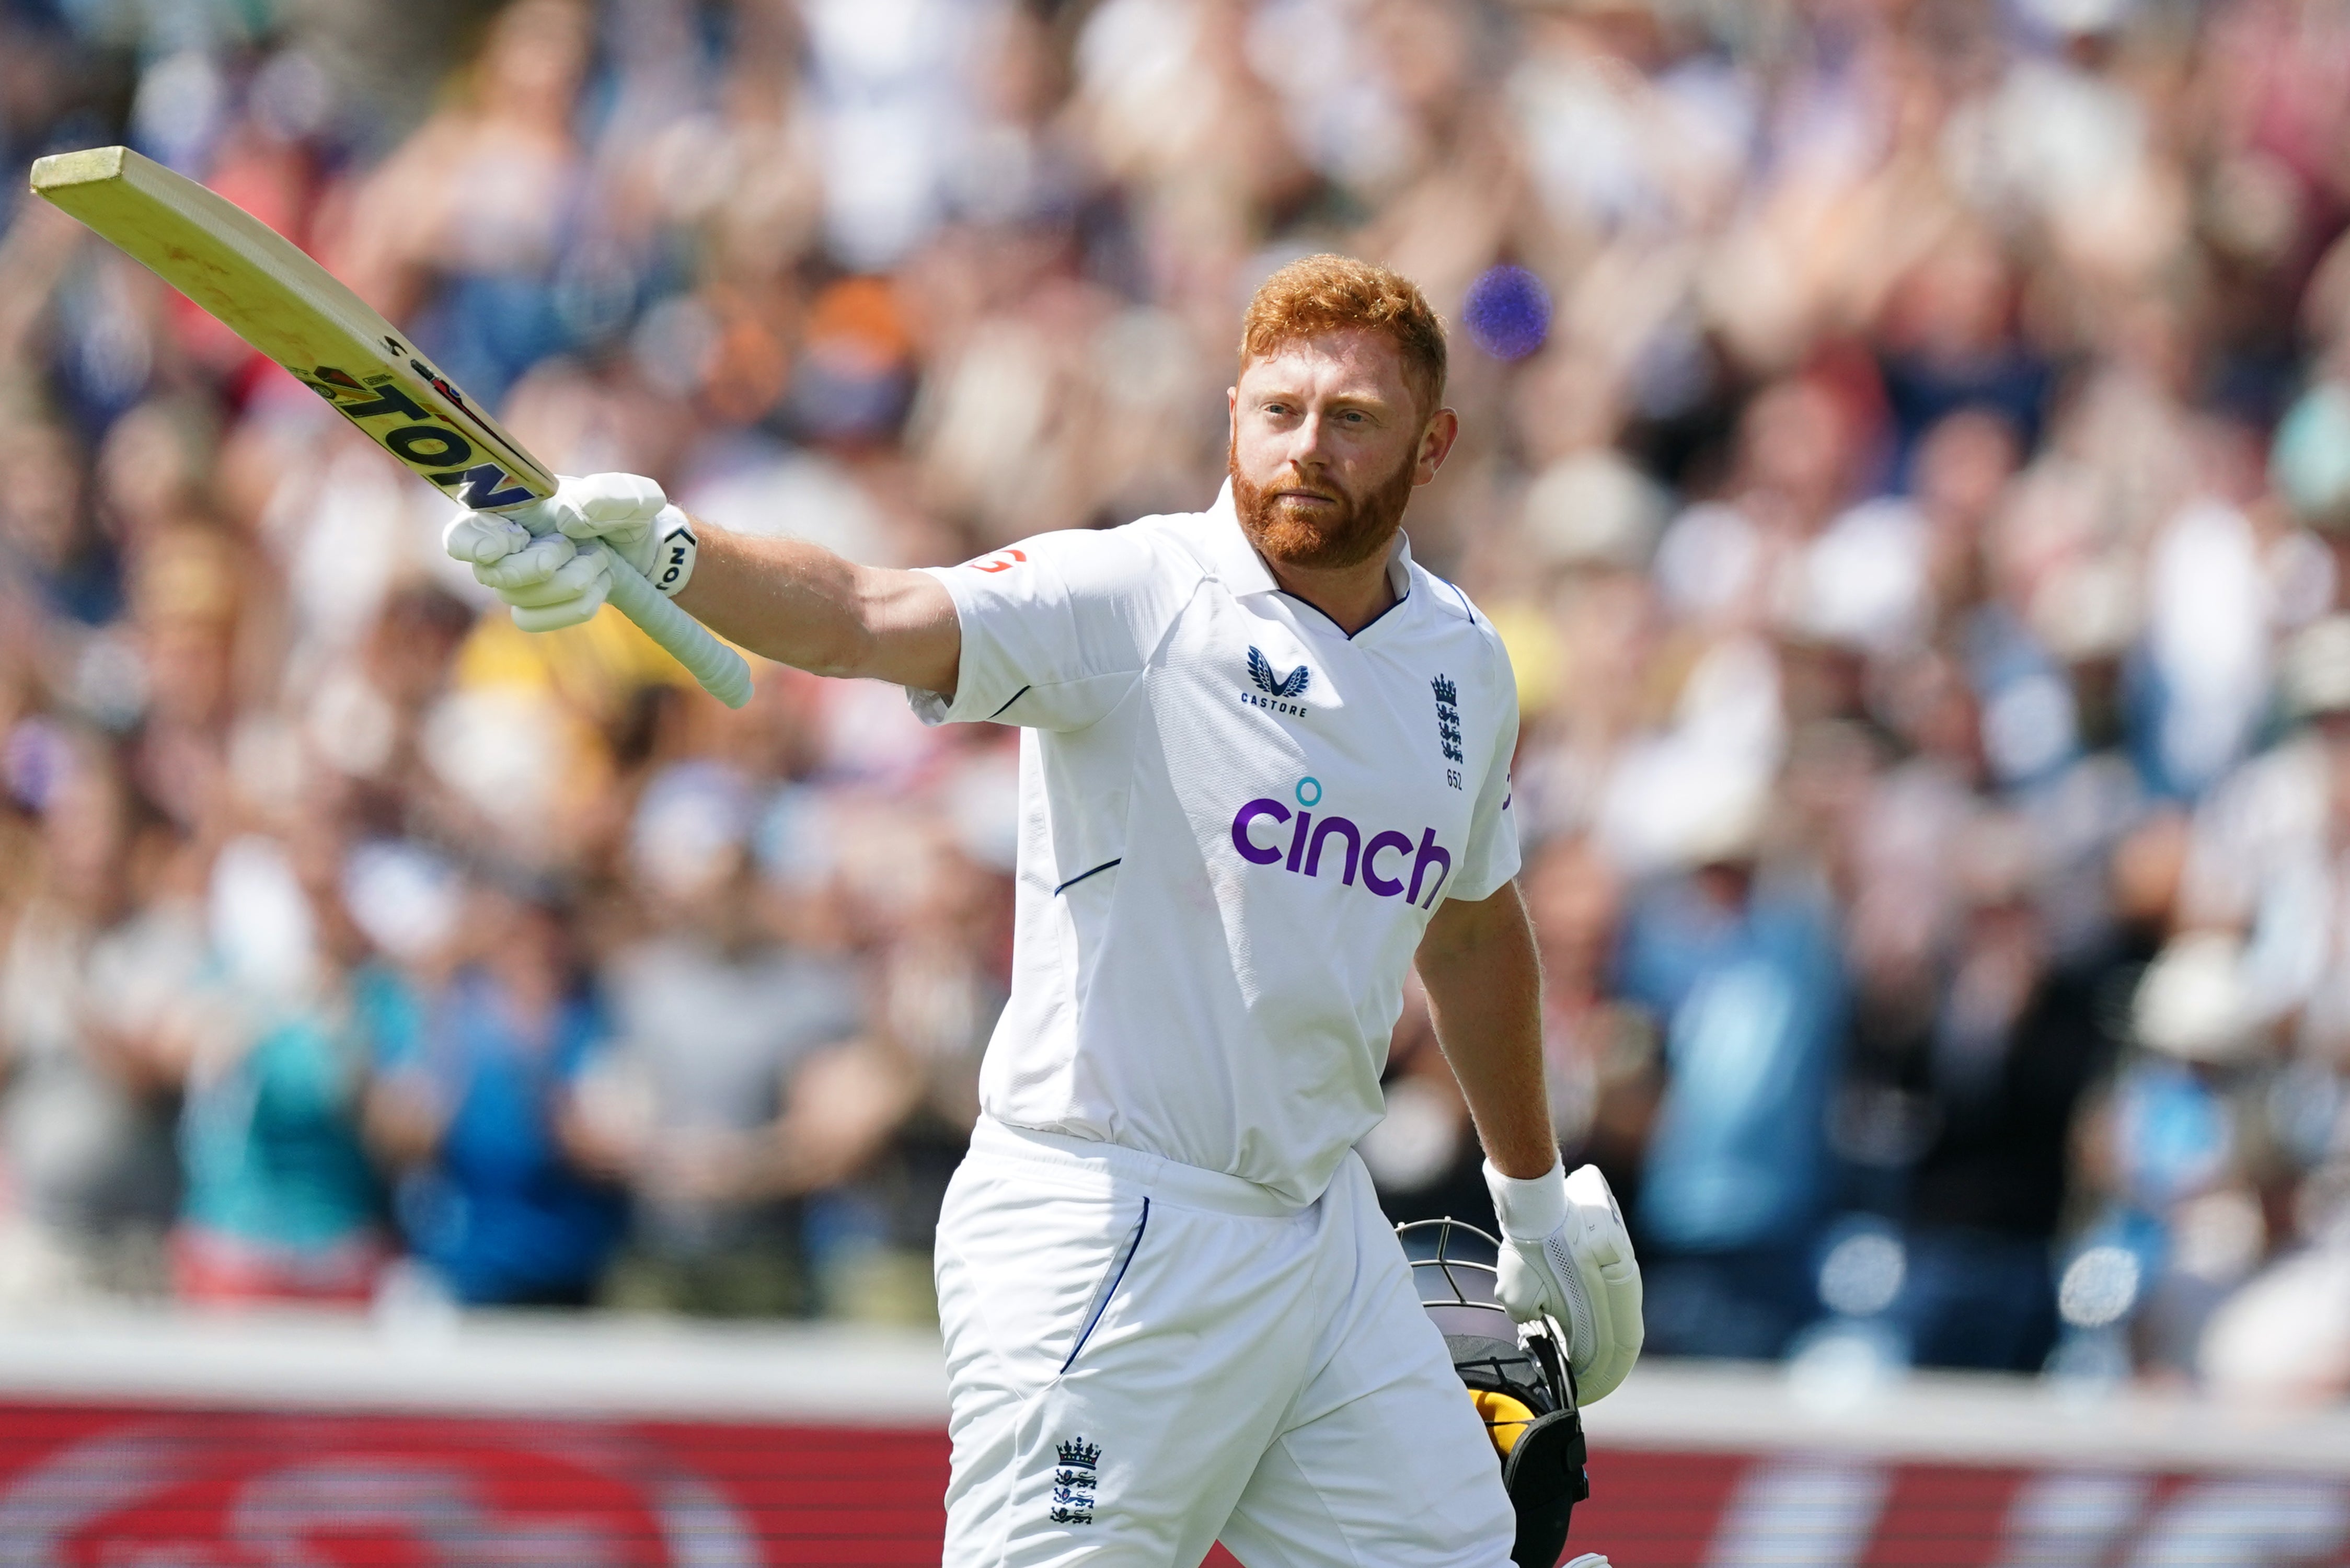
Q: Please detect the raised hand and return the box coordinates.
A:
[443,471,697,632]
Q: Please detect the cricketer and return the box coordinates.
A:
[446,254,1643,1568]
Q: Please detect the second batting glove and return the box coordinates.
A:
[1484,1158,1644,1404]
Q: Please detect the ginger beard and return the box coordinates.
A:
[1229,434,1421,573]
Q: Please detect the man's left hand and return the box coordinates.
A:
[1484,1160,1644,1404]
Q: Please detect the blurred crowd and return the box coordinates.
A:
[3,0,2350,1399]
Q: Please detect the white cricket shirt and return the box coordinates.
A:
[909,482,1520,1205]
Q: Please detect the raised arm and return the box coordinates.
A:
[676,522,958,695]
[443,471,961,697]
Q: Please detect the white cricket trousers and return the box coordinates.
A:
[936,1118,1517,1567]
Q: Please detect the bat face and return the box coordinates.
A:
[294,344,542,512]
[30,144,755,709]
[30,144,554,515]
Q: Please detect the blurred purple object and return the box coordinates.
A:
[3,717,68,812]
[1462,266,1550,362]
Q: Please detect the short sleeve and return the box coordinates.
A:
[1441,642,1522,904]
[906,527,1183,732]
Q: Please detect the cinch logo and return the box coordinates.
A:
[1229,783,1452,909]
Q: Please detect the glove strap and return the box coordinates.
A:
[1483,1158,1568,1241]
[647,504,699,598]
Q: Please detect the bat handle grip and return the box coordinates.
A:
[596,547,756,709]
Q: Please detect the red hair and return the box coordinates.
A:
[1238,255,1448,414]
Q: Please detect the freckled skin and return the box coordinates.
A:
[1227,330,1459,637]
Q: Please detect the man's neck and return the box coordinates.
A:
[1260,550,1397,637]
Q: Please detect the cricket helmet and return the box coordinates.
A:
[1399,1217,1589,1568]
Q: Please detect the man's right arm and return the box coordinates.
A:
[676,522,960,697]
[443,472,962,699]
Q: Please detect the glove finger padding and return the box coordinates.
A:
[1563,1164,1642,1403]
[1495,1241,1580,1350]
[509,566,612,632]
[484,542,613,631]
[550,472,666,577]
[499,546,609,608]
[559,471,667,527]
[473,532,581,593]
[443,510,529,566]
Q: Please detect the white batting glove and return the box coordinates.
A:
[542,471,697,590]
[1484,1159,1644,1404]
[441,472,698,633]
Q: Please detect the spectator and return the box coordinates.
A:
[1882,815,2135,1372]
[170,832,388,1304]
[364,883,621,1308]
[336,0,595,408]
[583,760,908,1317]
[0,733,186,1299]
[1614,788,1846,1359]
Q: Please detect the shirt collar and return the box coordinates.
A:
[1202,480,1279,595]
[1204,478,1417,607]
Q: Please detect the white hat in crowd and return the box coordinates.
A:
[2134,930,2261,1065]
[2285,615,2350,720]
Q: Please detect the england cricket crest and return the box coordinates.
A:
[1431,674,1464,765]
[1049,1437,1101,1525]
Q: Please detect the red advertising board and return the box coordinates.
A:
[0,1404,944,1565]
[1569,1450,2350,1566]
[0,1401,2343,1565]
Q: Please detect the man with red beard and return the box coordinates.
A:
[446,255,1639,1567]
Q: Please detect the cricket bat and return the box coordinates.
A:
[28,145,754,708]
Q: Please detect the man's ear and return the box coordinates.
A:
[1416,407,1461,484]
